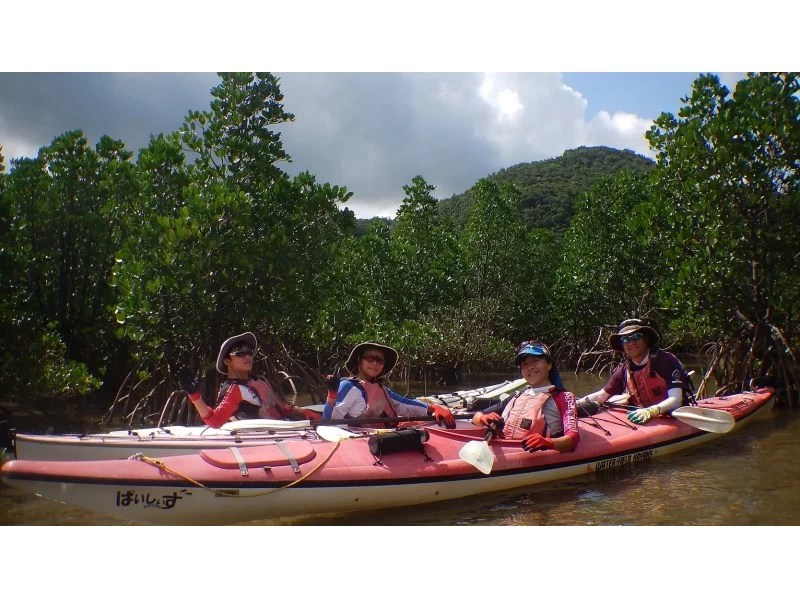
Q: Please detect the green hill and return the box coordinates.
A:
[438,146,655,231]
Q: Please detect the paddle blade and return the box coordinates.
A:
[671,407,735,434]
[459,440,495,475]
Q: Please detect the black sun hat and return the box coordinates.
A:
[345,342,399,378]
[608,319,659,352]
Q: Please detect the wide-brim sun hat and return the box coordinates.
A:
[608,319,659,352]
[345,342,399,378]
[216,332,258,374]
[515,340,564,389]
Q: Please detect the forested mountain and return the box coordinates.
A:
[438,146,654,231]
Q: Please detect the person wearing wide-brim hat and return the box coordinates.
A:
[180,332,307,428]
[321,341,455,428]
[577,318,691,424]
[470,340,579,453]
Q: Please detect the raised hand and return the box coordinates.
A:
[179,366,201,396]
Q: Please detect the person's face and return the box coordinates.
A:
[519,355,552,387]
[224,345,254,375]
[621,332,649,360]
[358,349,386,380]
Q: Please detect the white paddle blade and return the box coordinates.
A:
[458,440,495,475]
[316,426,360,442]
[671,407,735,434]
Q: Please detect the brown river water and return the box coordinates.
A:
[2,371,799,527]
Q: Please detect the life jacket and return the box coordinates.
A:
[624,351,667,408]
[340,377,398,428]
[217,377,286,420]
[500,389,552,441]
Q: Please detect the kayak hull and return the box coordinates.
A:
[0,388,774,525]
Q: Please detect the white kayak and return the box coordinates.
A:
[11,378,528,461]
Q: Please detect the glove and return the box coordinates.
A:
[427,404,456,429]
[324,374,341,402]
[627,405,660,424]
[179,366,201,399]
[325,374,341,392]
[521,432,555,452]
[476,412,503,428]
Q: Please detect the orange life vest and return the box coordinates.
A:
[500,389,551,440]
[625,359,668,408]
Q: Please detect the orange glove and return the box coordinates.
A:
[427,404,456,429]
[521,432,555,452]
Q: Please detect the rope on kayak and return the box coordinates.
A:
[598,404,638,430]
[128,439,348,498]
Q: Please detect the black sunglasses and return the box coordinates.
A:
[229,349,254,357]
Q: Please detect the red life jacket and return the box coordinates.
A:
[218,377,287,420]
[248,378,287,419]
[500,389,552,440]
[625,358,667,407]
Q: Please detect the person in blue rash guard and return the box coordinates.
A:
[321,341,456,428]
[576,318,690,424]
[470,340,579,452]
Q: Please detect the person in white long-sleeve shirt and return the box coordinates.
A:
[321,342,455,428]
[576,318,689,424]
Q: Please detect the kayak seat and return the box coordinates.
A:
[200,440,316,469]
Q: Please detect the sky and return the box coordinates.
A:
[0,70,746,219]
[2,2,790,220]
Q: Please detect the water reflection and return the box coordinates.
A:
[2,372,797,526]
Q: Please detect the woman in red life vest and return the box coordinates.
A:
[321,341,455,428]
[181,332,307,428]
[471,341,579,452]
[576,318,690,424]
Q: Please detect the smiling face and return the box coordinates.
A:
[357,348,386,381]
[518,355,552,388]
[621,332,649,361]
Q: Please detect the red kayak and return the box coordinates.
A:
[0,388,774,525]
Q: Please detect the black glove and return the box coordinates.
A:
[179,366,201,394]
[325,373,341,393]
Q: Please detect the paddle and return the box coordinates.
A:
[319,414,475,427]
[458,420,501,475]
[603,395,735,433]
[221,414,475,433]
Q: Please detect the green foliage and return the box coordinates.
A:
[3,71,799,413]
[113,78,352,399]
[556,171,662,347]
[390,175,462,321]
[646,72,800,390]
[440,146,654,231]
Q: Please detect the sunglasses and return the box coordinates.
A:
[361,354,385,364]
[229,349,254,357]
[620,332,643,344]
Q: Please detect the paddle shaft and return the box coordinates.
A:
[316,414,475,426]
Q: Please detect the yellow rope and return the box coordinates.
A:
[130,439,349,498]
